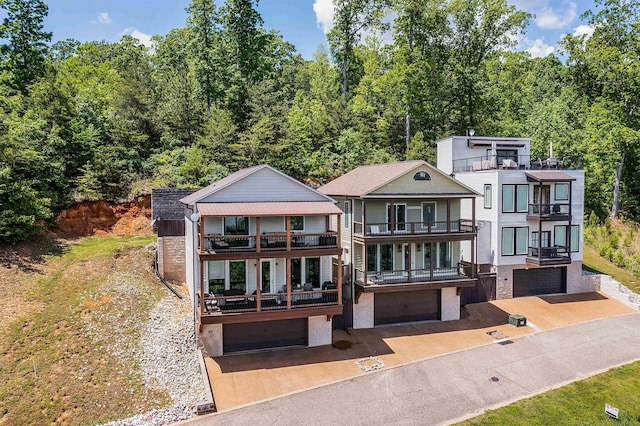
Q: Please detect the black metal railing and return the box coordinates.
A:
[527,203,570,217]
[528,246,570,260]
[354,264,469,286]
[356,220,474,236]
[452,155,581,173]
[201,288,339,315]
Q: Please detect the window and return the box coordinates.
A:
[438,242,452,268]
[570,225,580,252]
[531,231,551,249]
[290,216,304,231]
[387,204,407,231]
[305,257,320,286]
[367,244,377,272]
[484,184,492,209]
[344,201,350,228]
[502,184,529,213]
[502,227,528,255]
[380,244,394,271]
[207,261,225,294]
[229,261,246,291]
[422,202,437,222]
[413,171,431,181]
[224,216,248,235]
[291,258,302,286]
[555,183,569,201]
[554,225,567,247]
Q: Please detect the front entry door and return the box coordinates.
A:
[261,259,275,293]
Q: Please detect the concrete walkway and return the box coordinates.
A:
[184,312,640,426]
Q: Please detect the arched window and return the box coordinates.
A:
[413,171,431,181]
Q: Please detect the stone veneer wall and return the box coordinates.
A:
[308,315,333,347]
[158,236,186,282]
[441,287,460,321]
[352,293,374,329]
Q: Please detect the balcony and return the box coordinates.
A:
[353,220,475,239]
[199,285,340,319]
[354,264,474,287]
[452,155,581,173]
[526,246,571,266]
[199,232,338,255]
[526,203,570,221]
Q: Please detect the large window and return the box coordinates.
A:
[423,243,432,268]
[305,257,320,286]
[367,244,377,272]
[229,261,246,291]
[570,225,580,252]
[555,183,569,201]
[224,216,248,235]
[422,202,437,222]
[290,216,304,231]
[380,244,394,270]
[484,184,492,209]
[531,231,551,249]
[554,225,567,247]
[502,227,528,255]
[438,242,452,268]
[502,184,529,213]
[207,261,225,294]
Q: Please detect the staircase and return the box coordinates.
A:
[599,275,640,311]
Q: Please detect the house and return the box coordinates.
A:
[436,135,587,299]
[317,161,479,328]
[180,165,344,356]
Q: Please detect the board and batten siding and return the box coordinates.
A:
[199,167,329,203]
[371,165,473,196]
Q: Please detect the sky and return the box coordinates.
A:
[27,0,598,60]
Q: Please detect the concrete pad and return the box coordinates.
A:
[205,292,635,412]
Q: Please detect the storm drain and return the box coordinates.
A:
[487,330,513,345]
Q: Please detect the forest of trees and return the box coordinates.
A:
[0,0,639,241]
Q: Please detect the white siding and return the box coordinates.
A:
[436,137,454,174]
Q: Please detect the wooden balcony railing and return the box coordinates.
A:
[354,264,470,286]
[201,288,340,315]
[353,220,474,237]
[200,231,338,253]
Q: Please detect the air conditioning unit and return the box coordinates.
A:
[509,314,527,327]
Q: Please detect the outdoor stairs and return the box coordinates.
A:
[599,275,640,311]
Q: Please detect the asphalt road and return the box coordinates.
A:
[183,313,640,426]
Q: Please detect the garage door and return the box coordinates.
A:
[223,319,307,353]
[513,267,566,298]
[374,290,440,325]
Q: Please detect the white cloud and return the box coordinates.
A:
[313,0,334,34]
[572,24,594,39]
[526,38,555,57]
[121,27,153,48]
[535,1,577,29]
[98,12,111,25]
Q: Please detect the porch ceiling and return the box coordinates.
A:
[197,201,342,217]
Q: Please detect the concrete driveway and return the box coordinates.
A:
[204,292,634,412]
[188,312,640,426]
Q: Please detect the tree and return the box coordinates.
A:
[0,0,51,93]
[328,0,389,102]
[561,0,640,218]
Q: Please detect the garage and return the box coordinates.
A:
[374,290,441,325]
[223,318,307,353]
[513,267,566,298]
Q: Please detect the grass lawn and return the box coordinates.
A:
[459,361,640,425]
[583,245,640,293]
[0,234,170,425]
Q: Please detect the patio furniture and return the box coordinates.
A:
[502,159,518,169]
[545,157,558,169]
[532,158,543,169]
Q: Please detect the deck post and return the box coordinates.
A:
[337,251,343,305]
[538,182,543,261]
[407,243,412,282]
[256,217,261,252]
[446,199,451,233]
[362,199,366,235]
[390,200,395,235]
[363,242,367,285]
[286,215,291,251]
[286,257,292,309]
[471,197,476,278]
[256,259,261,312]
[430,242,434,282]
[199,217,205,252]
[199,259,204,316]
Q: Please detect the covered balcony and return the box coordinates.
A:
[526,246,571,266]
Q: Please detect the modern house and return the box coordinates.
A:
[180,165,344,356]
[317,161,479,328]
[436,135,586,299]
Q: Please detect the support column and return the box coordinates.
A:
[430,242,434,281]
[407,243,412,282]
[256,217,261,252]
[446,199,451,233]
[286,257,292,309]
[337,253,343,305]
[390,200,395,235]
[538,182,543,261]
[286,215,291,251]
[471,197,476,278]
[256,258,261,312]
[199,259,204,316]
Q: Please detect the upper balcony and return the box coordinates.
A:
[353,219,475,239]
[526,203,570,221]
[452,155,581,173]
[199,231,339,255]
[526,246,571,266]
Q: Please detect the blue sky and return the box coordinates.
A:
[32,0,597,59]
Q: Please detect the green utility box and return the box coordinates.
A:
[509,314,527,327]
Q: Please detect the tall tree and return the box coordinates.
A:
[0,0,51,93]
[328,0,389,102]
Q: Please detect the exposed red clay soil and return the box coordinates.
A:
[53,195,153,238]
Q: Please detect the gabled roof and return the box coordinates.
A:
[317,160,478,197]
[197,201,342,217]
[180,164,336,205]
